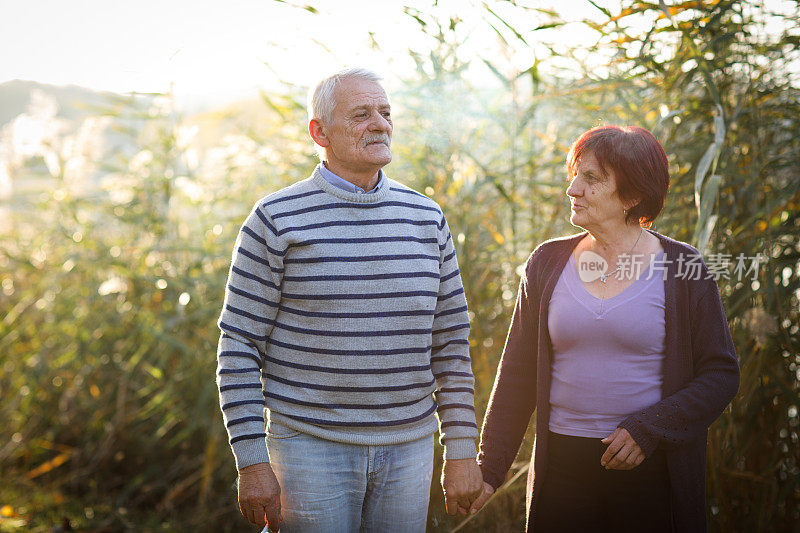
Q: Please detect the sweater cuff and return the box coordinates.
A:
[232,437,270,471]
[618,417,658,458]
[443,438,477,460]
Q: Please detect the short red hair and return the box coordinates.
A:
[566,125,670,227]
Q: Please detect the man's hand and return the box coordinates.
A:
[238,462,282,531]
[441,458,483,516]
[601,427,645,470]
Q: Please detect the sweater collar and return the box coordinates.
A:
[311,164,390,203]
[318,163,385,194]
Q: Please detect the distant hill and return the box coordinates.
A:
[0,79,129,127]
[0,79,307,167]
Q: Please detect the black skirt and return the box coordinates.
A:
[533,430,672,533]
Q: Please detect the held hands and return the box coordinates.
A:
[237,462,282,532]
[469,481,495,514]
[601,427,645,470]
[441,458,484,516]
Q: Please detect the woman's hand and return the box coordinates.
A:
[469,481,495,514]
[600,427,645,470]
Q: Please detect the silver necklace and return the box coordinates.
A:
[599,228,644,283]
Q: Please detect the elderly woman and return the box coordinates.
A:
[475,125,739,532]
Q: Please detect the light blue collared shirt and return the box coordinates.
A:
[318,164,384,194]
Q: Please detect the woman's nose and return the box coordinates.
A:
[566,179,581,197]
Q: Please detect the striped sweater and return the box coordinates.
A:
[216,165,479,470]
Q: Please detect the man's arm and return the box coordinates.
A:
[431,215,482,515]
[216,202,285,529]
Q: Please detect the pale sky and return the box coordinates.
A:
[1,0,795,109]
[0,0,601,108]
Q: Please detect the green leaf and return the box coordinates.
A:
[481,59,511,87]
[693,174,722,251]
[694,142,717,209]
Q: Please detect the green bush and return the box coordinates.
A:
[1,2,798,531]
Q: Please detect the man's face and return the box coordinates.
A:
[322,78,392,175]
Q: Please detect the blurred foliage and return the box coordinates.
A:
[1,1,799,532]
[0,90,317,530]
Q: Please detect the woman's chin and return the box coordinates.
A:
[569,213,587,229]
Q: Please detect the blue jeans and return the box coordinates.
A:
[262,420,434,533]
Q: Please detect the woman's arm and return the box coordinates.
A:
[477,261,541,490]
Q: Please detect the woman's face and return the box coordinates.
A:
[566,151,629,232]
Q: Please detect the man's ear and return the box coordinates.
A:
[308,119,330,148]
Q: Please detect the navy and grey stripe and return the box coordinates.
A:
[280,402,438,428]
[263,188,326,207]
[237,247,283,273]
[280,290,437,301]
[287,235,439,249]
[272,200,441,220]
[263,353,431,374]
[216,167,478,470]
[264,391,431,410]
[276,218,441,237]
[267,373,436,393]
[266,338,432,357]
[283,271,439,282]
[283,253,439,264]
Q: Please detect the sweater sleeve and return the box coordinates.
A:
[216,202,285,471]
[477,254,540,490]
[618,279,740,457]
[431,216,479,460]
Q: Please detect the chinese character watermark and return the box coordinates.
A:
[575,251,765,283]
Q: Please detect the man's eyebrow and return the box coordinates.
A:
[349,103,391,112]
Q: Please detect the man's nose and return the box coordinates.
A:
[368,112,391,131]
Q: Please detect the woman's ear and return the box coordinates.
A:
[624,198,641,212]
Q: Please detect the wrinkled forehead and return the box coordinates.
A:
[333,79,390,112]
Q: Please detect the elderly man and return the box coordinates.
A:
[216,68,483,532]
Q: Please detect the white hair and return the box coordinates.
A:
[307,67,383,125]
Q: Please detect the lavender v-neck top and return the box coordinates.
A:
[547,250,667,438]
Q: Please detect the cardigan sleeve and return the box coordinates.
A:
[477,254,541,490]
[618,279,740,457]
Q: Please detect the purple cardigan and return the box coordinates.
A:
[477,231,740,532]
